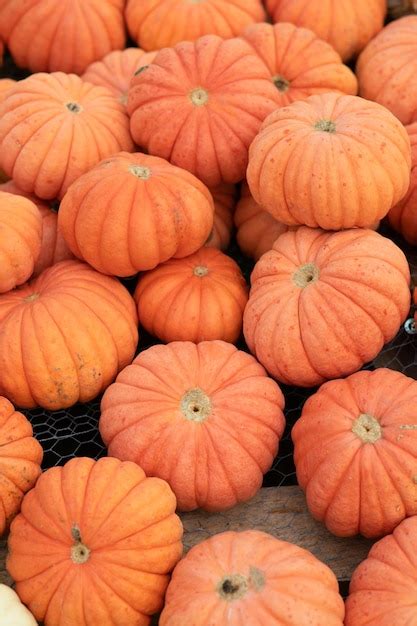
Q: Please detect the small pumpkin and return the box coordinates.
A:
[0,396,43,537]
[127,35,280,187]
[0,584,37,625]
[7,456,183,626]
[125,0,266,51]
[205,184,236,250]
[59,152,214,276]
[0,72,133,200]
[389,123,417,244]
[243,227,411,387]
[247,93,411,230]
[135,248,248,343]
[100,342,284,512]
[0,260,138,410]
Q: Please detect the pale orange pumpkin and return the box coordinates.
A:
[388,123,417,244]
[205,184,236,250]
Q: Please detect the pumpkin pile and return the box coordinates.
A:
[0,1,417,625]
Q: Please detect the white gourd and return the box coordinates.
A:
[0,585,37,626]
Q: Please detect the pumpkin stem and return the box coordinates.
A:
[352,413,382,444]
[65,102,83,114]
[272,75,290,93]
[71,524,91,565]
[293,263,320,288]
[129,165,152,180]
[180,388,211,422]
[189,87,209,107]
[217,568,265,602]
[193,265,209,277]
[24,292,40,302]
[314,119,336,133]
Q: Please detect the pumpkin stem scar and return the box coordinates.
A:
[314,119,336,133]
[217,568,265,601]
[352,413,382,443]
[129,165,152,180]
[71,524,91,565]
[292,263,320,288]
[272,75,290,93]
[181,388,211,422]
[193,265,209,277]
[24,292,40,302]
[189,87,209,106]
[65,102,83,114]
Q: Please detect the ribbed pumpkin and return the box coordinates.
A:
[247,93,411,230]
[0,260,138,410]
[0,397,43,536]
[7,457,183,626]
[127,35,280,187]
[206,184,236,250]
[345,516,417,625]
[242,22,357,106]
[160,530,345,625]
[125,0,266,51]
[0,0,125,75]
[357,17,417,126]
[243,227,411,387]
[0,72,133,200]
[135,248,248,343]
[266,0,386,61]
[0,191,42,293]
[100,341,285,512]
[82,48,157,106]
[389,123,417,244]
[59,152,214,276]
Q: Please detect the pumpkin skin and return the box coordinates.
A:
[0,78,15,102]
[0,0,125,75]
[0,584,37,625]
[7,456,183,626]
[127,35,280,187]
[243,227,411,387]
[266,0,386,61]
[59,152,214,276]
[357,17,417,126]
[247,93,411,230]
[0,191,42,293]
[0,72,134,200]
[206,184,236,250]
[0,260,138,410]
[160,530,344,626]
[135,248,248,343]
[389,123,417,244]
[100,341,285,512]
[0,397,43,537]
[125,0,266,51]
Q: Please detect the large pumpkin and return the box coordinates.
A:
[389,123,417,244]
[7,457,183,626]
[243,227,411,387]
[160,530,344,625]
[0,191,42,293]
[100,341,284,511]
[206,184,236,250]
[0,72,133,200]
[266,0,386,61]
[0,0,125,75]
[0,397,43,537]
[247,93,411,230]
[127,35,280,187]
[125,0,266,51]
[357,16,417,126]
[0,260,138,410]
[59,152,214,276]
[134,248,248,343]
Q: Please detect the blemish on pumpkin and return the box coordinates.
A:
[181,388,211,422]
[134,65,149,76]
[119,92,128,105]
[400,424,417,430]
[217,568,265,602]
[65,102,83,114]
[189,87,209,107]
[352,413,382,444]
[24,292,40,302]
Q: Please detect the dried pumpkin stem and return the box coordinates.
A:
[65,102,83,114]
[193,265,209,277]
[272,75,290,93]
[190,87,209,107]
[129,165,151,180]
[352,413,382,444]
[71,525,91,565]
[24,292,40,302]
[293,263,320,288]
[181,388,211,422]
[217,568,265,601]
[314,119,336,133]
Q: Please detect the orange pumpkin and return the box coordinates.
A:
[7,456,183,626]
[0,0,126,75]
[266,0,386,61]
[357,17,417,126]
[205,184,236,250]
[82,48,157,106]
[0,260,138,410]
[0,72,133,200]
[0,78,15,102]
[0,191,42,293]
[160,530,344,625]
[125,0,266,51]
[0,396,43,536]
[127,35,280,187]
[59,152,214,276]
[247,93,411,230]
[100,341,285,511]
[389,123,417,244]
[243,227,411,387]
[135,248,248,343]
[242,22,357,106]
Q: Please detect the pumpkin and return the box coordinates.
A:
[242,22,357,107]
[0,260,138,410]
[100,341,284,511]
[247,93,411,230]
[0,78,15,102]
[7,456,183,626]
[0,191,42,293]
[0,584,37,625]
[135,248,248,343]
[82,48,157,106]
[125,0,266,51]
[205,184,236,250]
[0,72,133,200]
[243,227,411,387]
[0,0,125,75]
[345,515,417,625]
[0,396,43,537]
[59,152,214,276]
[160,530,345,625]
[127,35,280,187]
[388,123,417,244]
[266,0,386,61]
